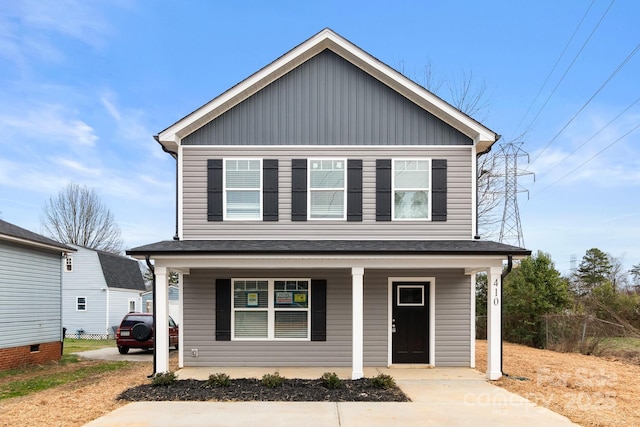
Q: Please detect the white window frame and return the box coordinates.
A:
[65,256,73,272]
[223,158,263,221]
[396,285,425,307]
[392,158,432,221]
[76,296,87,311]
[231,278,311,341]
[128,299,136,312]
[307,158,347,220]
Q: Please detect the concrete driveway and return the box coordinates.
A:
[74,347,177,362]
[82,367,581,427]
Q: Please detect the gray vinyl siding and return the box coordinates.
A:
[0,241,62,349]
[183,50,472,147]
[182,145,472,240]
[432,270,471,366]
[62,247,108,336]
[182,267,470,367]
[183,269,353,367]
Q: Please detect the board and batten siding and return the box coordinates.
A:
[182,267,470,367]
[0,241,63,349]
[62,246,109,336]
[182,145,473,240]
[182,50,472,147]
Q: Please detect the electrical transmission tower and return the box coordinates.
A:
[495,142,534,247]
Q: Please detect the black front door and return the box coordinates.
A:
[392,282,430,364]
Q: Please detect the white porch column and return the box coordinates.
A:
[352,267,364,380]
[154,266,170,374]
[486,266,503,380]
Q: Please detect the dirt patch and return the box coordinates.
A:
[476,341,640,427]
[119,377,408,402]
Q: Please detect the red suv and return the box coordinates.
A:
[116,313,179,354]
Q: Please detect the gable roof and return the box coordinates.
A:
[0,219,75,253]
[157,28,498,153]
[95,249,147,291]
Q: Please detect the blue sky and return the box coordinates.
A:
[1,1,638,275]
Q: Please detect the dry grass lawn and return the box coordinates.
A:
[476,341,640,427]
[2,343,640,427]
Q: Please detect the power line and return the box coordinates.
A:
[532,122,640,198]
[522,0,617,147]
[512,0,597,139]
[536,95,640,180]
[530,38,640,166]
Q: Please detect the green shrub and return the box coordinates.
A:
[369,373,396,389]
[261,372,285,388]
[206,372,232,387]
[151,371,177,387]
[320,372,343,389]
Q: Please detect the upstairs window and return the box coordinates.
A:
[65,256,73,272]
[77,297,87,311]
[308,159,346,219]
[393,159,432,220]
[224,159,262,220]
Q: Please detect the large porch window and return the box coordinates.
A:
[232,279,310,340]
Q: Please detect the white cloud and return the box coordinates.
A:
[0,103,98,147]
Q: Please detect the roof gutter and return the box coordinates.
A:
[154,135,180,241]
[474,133,501,239]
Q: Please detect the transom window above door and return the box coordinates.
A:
[393,159,431,220]
[308,159,346,219]
[224,159,262,220]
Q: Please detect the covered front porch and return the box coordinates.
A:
[127,240,530,381]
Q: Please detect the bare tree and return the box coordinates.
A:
[418,62,500,238]
[41,183,123,254]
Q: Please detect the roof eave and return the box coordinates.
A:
[156,28,498,151]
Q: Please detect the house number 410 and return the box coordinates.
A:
[492,279,500,306]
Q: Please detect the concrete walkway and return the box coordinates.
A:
[83,367,581,427]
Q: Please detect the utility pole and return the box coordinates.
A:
[495,142,534,248]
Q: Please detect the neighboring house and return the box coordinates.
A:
[0,219,75,371]
[63,245,146,339]
[141,285,180,320]
[128,29,530,380]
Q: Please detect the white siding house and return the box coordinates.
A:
[63,245,146,338]
[0,220,74,370]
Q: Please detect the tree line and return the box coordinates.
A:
[477,249,640,349]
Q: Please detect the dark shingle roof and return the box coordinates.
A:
[96,250,146,291]
[0,219,75,252]
[128,240,530,257]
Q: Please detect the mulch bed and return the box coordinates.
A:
[118,378,409,402]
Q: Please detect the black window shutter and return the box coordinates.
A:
[215,279,231,341]
[432,159,447,221]
[263,159,279,221]
[347,159,362,221]
[291,159,307,221]
[311,279,327,341]
[207,159,223,222]
[376,159,392,221]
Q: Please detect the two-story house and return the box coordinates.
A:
[128,29,530,380]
